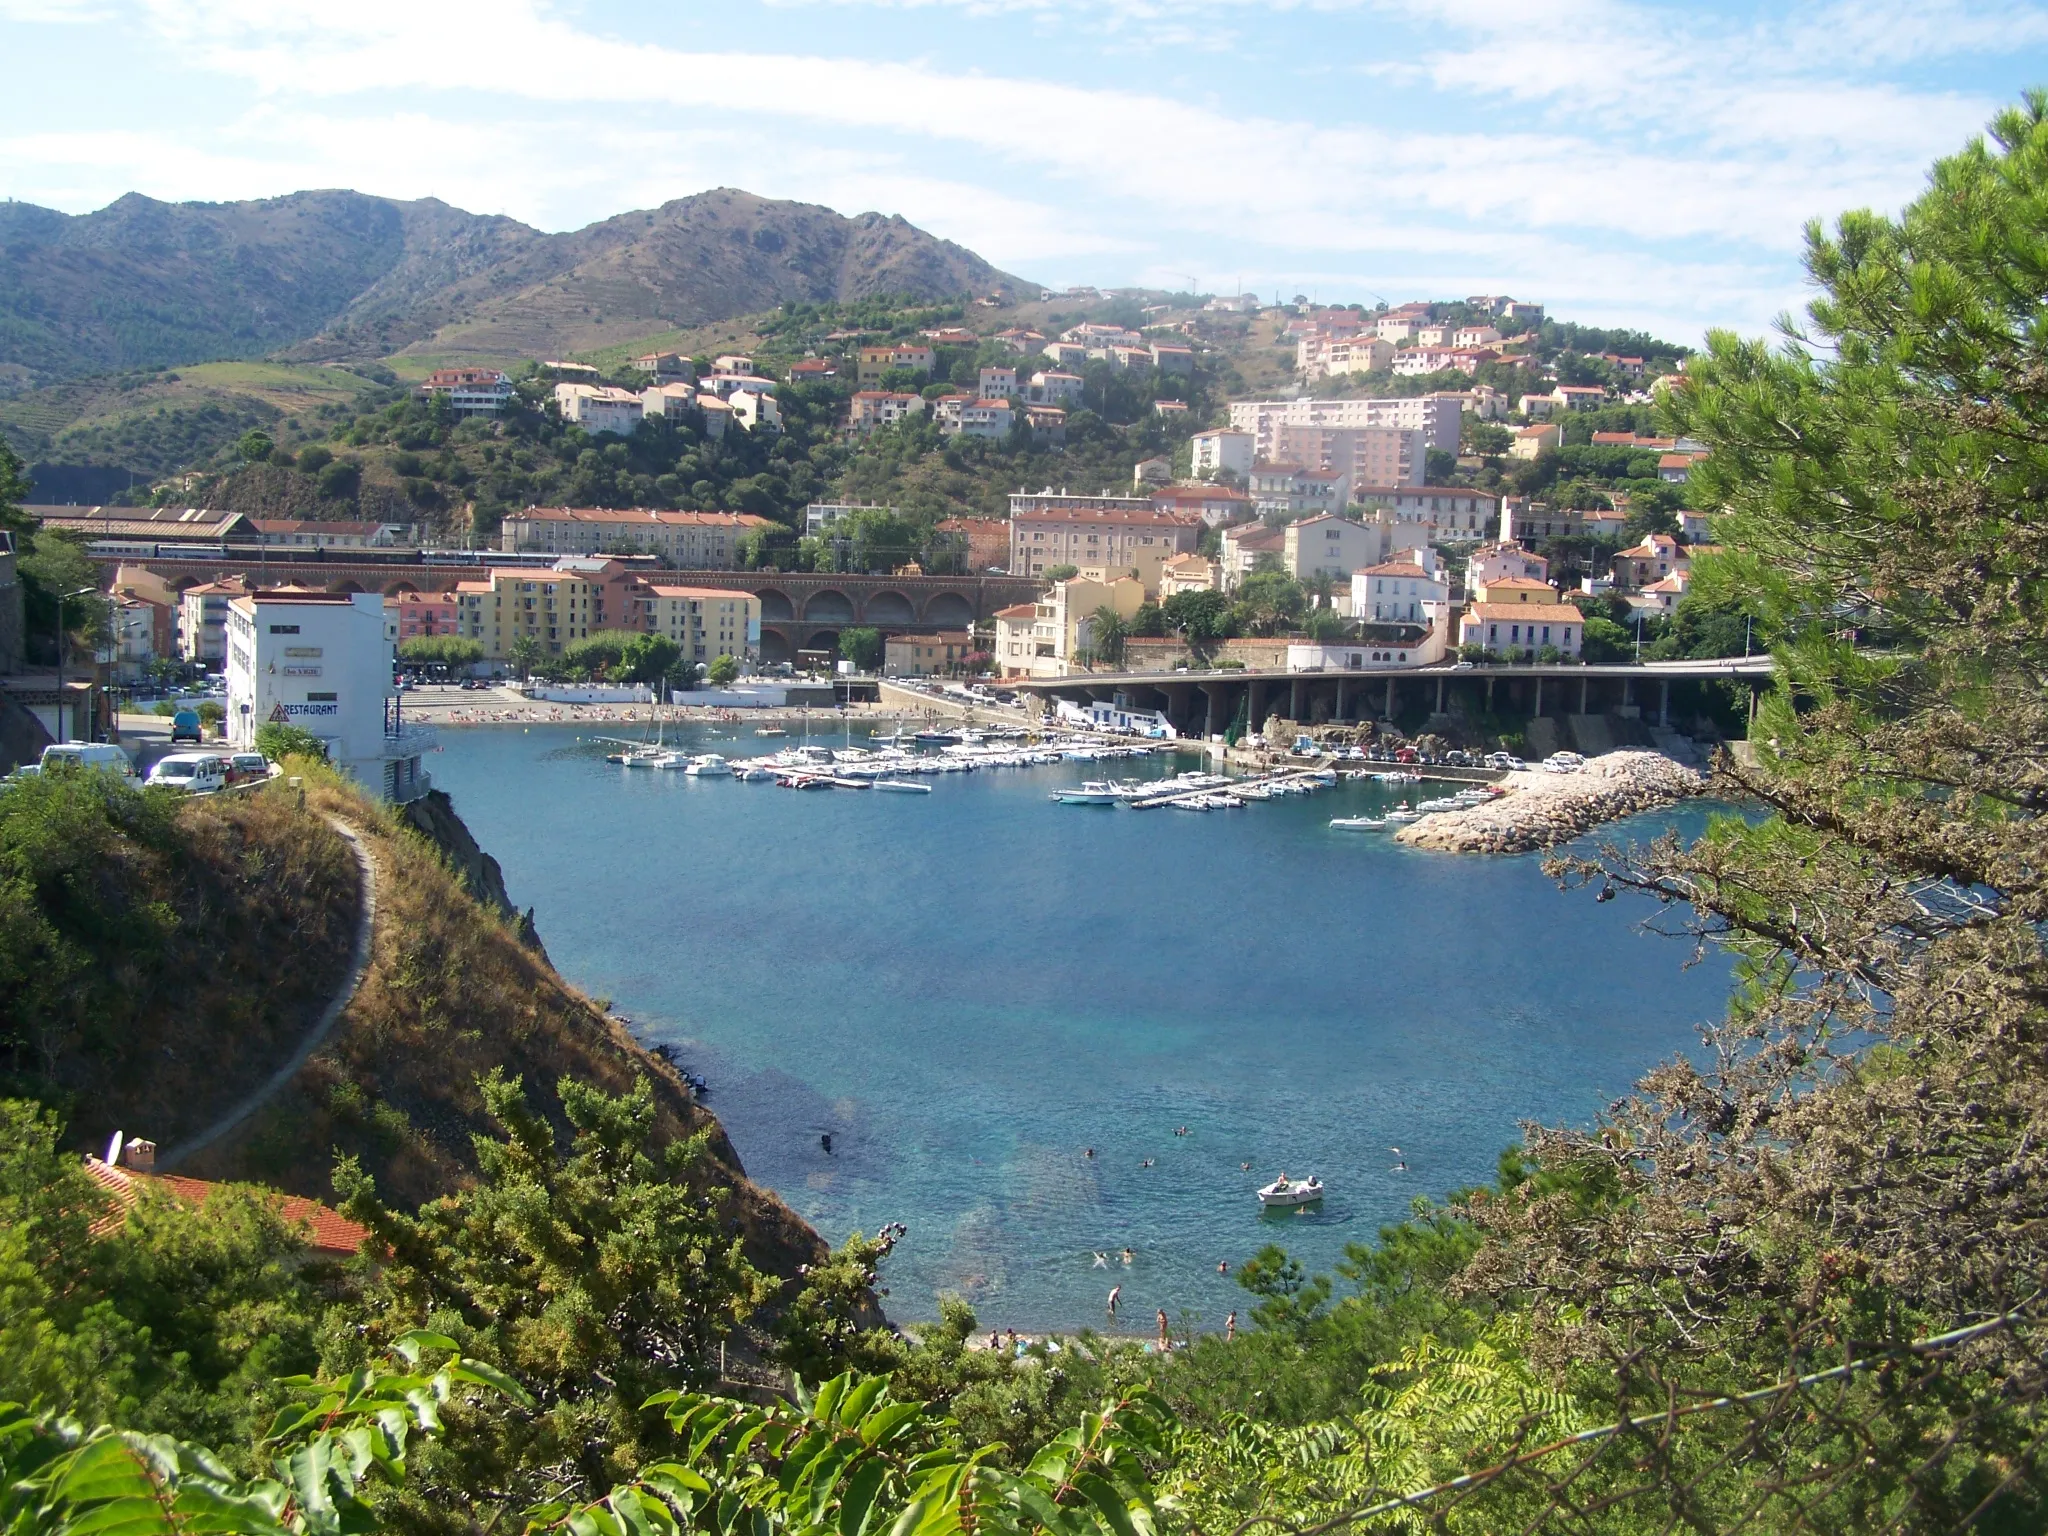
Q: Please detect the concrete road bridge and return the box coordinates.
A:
[85,548,1039,665]
[1012,657,1776,741]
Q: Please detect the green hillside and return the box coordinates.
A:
[0,187,1029,392]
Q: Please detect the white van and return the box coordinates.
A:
[147,752,228,794]
[39,743,138,781]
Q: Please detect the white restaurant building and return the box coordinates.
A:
[224,589,434,801]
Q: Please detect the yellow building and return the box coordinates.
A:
[456,563,643,659]
[1075,535,1179,597]
[996,576,1145,676]
[646,585,759,665]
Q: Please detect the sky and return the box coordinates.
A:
[4,0,2047,348]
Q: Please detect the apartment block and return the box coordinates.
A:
[646,585,760,664]
[1270,423,1425,488]
[1007,494,1200,578]
[498,507,776,566]
[1229,394,1464,455]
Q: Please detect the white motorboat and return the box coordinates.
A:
[684,755,733,777]
[738,764,777,782]
[1329,816,1388,831]
[1052,780,1120,805]
[1258,1175,1325,1207]
[1384,806,1422,823]
[875,779,932,794]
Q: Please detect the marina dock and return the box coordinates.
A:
[1128,761,1336,809]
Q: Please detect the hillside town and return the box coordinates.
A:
[2,289,1737,774]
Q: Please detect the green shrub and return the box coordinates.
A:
[254,722,329,763]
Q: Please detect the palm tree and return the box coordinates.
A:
[1091,607,1131,668]
[508,635,541,681]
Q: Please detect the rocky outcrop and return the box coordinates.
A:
[400,787,546,958]
[1395,749,1705,855]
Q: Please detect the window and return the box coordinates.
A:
[306,691,337,702]
[267,623,300,634]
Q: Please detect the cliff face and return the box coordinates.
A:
[402,787,547,959]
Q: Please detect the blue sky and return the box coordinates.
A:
[5,0,2047,347]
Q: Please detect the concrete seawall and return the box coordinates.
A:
[1394,750,1706,855]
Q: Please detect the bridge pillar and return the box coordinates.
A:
[1289,678,1304,721]
[1533,676,1543,718]
[1434,676,1445,714]
[1658,678,1670,727]
[1201,682,1230,738]
[1580,676,1589,714]
[1334,677,1346,721]
[1485,676,1495,711]
[1159,682,1191,733]
[1248,681,1268,731]
[1384,676,1395,719]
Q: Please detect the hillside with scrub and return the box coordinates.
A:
[0,760,825,1278]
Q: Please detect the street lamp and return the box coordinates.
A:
[54,585,98,744]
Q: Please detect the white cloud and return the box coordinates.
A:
[6,0,2030,338]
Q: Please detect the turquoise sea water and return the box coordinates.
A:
[429,724,1734,1334]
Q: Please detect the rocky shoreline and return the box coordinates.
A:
[1394,749,1706,855]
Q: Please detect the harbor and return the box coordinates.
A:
[426,720,1736,1331]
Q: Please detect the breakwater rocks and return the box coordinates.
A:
[1394,750,1706,855]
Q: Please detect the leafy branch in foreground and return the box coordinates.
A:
[0,1332,525,1536]
[531,1371,1169,1536]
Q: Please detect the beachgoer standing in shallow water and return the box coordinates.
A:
[1107,1285,1121,1319]
[1157,1310,1169,1350]
[1226,1311,1237,1341]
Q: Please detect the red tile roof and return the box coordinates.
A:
[1465,602,1586,623]
[84,1157,369,1257]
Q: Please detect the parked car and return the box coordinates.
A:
[39,742,137,781]
[147,752,227,794]
[1445,749,1474,767]
[170,707,202,743]
[225,752,273,785]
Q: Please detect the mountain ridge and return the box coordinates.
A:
[0,186,1030,386]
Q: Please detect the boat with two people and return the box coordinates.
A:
[1257,1173,1325,1208]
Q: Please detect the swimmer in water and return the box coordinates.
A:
[1121,1247,1134,1266]
[1217,1260,1229,1275]
[1092,1251,1109,1268]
